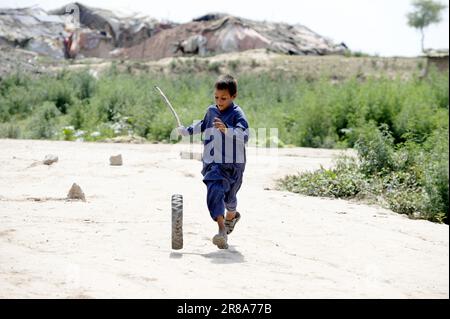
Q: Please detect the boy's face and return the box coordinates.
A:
[215,89,236,111]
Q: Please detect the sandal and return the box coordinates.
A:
[212,232,228,249]
[224,212,241,235]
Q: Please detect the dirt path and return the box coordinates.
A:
[0,139,448,298]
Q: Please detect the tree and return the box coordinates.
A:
[407,0,448,53]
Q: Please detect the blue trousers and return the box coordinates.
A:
[202,163,245,221]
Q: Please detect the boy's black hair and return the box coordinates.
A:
[215,74,237,97]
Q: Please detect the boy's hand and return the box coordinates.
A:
[176,126,189,136]
[213,117,227,134]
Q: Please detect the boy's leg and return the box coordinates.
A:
[212,212,228,249]
[206,179,228,221]
[203,164,229,220]
[216,215,226,233]
[212,215,228,249]
[205,179,230,249]
[224,166,244,218]
[224,166,244,234]
[226,211,237,221]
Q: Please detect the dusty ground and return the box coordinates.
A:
[0,139,448,298]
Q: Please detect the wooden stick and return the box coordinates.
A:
[154,86,182,127]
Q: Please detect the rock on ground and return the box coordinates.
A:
[43,154,58,165]
[67,183,86,201]
[109,154,123,166]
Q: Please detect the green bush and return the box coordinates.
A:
[26,101,61,139]
[0,72,30,96]
[0,122,21,138]
[279,157,365,198]
[278,125,448,223]
[1,68,447,150]
[68,102,86,130]
[1,85,37,118]
[46,81,73,114]
[420,128,449,223]
[0,95,8,122]
[69,70,97,100]
[61,125,76,141]
[385,188,424,216]
[354,123,395,176]
[426,69,449,110]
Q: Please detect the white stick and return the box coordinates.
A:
[154,86,182,127]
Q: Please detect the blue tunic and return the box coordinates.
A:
[185,102,249,220]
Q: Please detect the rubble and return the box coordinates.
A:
[121,14,348,60]
[0,7,66,59]
[67,183,86,201]
[0,3,174,60]
[0,3,347,63]
[43,154,58,165]
[109,154,123,166]
[48,2,173,48]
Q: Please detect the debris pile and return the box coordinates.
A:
[0,2,347,62]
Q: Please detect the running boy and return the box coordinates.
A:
[177,75,249,249]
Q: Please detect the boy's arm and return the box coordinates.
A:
[223,112,250,144]
[178,111,208,136]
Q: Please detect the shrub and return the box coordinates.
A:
[420,128,449,223]
[279,157,365,198]
[27,101,61,139]
[278,126,448,223]
[354,123,395,176]
[70,70,97,100]
[0,123,21,138]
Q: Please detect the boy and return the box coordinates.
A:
[177,75,249,249]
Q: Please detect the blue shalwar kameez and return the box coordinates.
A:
[185,103,249,220]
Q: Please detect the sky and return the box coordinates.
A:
[1,0,449,57]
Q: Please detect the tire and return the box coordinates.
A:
[171,194,183,250]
